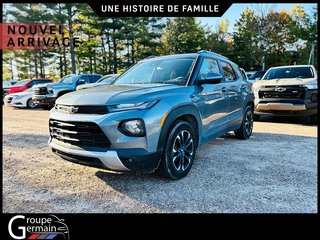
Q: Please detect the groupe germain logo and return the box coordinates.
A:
[8,215,69,240]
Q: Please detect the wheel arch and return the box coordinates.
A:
[156,105,202,154]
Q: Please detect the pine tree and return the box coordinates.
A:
[163,17,206,54]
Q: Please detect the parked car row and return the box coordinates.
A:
[3,74,119,109]
[3,79,51,103]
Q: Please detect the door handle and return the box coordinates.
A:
[241,85,246,89]
[221,87,227,93]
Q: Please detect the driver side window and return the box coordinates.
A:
[198,58,220,80]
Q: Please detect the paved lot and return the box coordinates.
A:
[2,106,317,213]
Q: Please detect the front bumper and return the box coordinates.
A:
[48,104,168,173]
[256,103,306,111]
[254,88,317,116]
[49,139,129,171]
[49,138,161,173]
[33,95,56,106]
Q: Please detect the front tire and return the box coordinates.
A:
[235,105,254,140]
[158,120,196,180]
[27,98,36,109]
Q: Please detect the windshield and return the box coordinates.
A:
[24,88,33,92]
[249,71,265,80]
[59,75,77,84]
[114,57,196,85]
[98,75,118,84]
[263,67,314,80]
[13,80,29,86]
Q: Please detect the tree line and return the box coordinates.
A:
[2,3,317,80]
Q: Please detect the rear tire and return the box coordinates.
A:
[235,105,254,140]
[27,98,36,109]
[157,120,197,180]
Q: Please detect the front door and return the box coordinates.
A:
[195,57,230,139]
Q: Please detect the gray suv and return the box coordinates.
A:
[49,51,254,179]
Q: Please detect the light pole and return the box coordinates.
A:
[308,42,315,65]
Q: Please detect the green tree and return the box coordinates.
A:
[289,5,318,67]
[206,19,233,59]
[233,8,260,70]
[163,17,206,54]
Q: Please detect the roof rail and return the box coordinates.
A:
[197,50,229,60]
[146,55,155,59]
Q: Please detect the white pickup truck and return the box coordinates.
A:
[252,65,317,123]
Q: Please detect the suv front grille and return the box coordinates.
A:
[49,119,110,148]
[34,87,48,95]
[55,104,109,115]
[259,86,306,99]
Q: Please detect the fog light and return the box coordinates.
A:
[118,119,146,137]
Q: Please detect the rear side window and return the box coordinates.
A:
[220,61,237,81]
[89,75,101,83]
[28,81,37,88]
[198,58,220,80]
[78,75,90,83]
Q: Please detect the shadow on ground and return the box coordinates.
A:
[95,132,317,213]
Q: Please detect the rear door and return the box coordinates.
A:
[219,61,245,123]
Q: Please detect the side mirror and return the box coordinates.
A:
[77,79,86,85]
[197,72,223,84]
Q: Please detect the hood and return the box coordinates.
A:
[35,82,72,89]
[77,82,107,90]
[253,78,317,87]
[56,84,186,105]
[11,91,33,97]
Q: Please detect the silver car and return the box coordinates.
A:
[49,51,254,179]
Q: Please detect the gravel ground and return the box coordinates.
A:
[2,106,317,213]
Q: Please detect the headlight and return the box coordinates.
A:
[304,84,317,90]
[47,87,54,94]
[252,85,261,92]
[108,100,158,112]
[118,119,146,137]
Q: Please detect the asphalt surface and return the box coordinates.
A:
[3,106,318,213]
